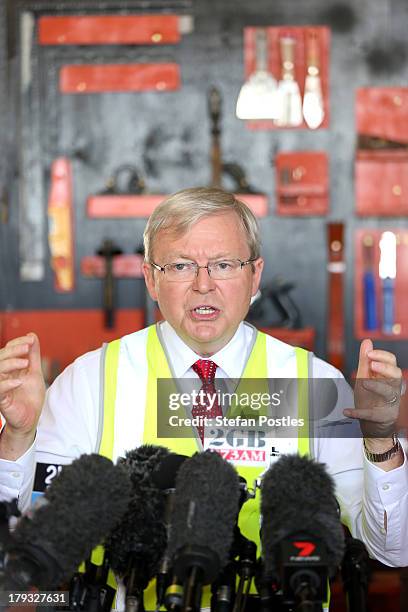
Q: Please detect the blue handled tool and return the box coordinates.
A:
[362,234,378,331]
[379,231,397,334]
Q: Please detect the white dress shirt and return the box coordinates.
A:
[0,321,407,569]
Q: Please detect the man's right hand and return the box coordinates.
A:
[0,333,46,460]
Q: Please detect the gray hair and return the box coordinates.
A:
[143,187,261,261]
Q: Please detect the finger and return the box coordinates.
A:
[367,349,397,366]
[356,339,373,378]
[370,361,402,379]
[27,333,42,372]
[5,335,35,349]
[0,343,31,361]
[0,358,29,374]
[0,379,23,401]
[343,407,389,421]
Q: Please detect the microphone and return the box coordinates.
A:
[5,454,131,590]
[105,445,170,611]
[166,451,240,612]
[151,453,188,610]
[260,454,345,611]
[151,453,188,494]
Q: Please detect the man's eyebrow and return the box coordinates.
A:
[167,252,234,260]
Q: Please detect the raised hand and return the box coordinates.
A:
[344,338,402,440]
[0,333,46,459]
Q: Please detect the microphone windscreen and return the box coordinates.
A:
[261,454,345,575]
[106,444,170,579]
[167,451,240,569]
[151,453,188,490]
[10,454,131,588]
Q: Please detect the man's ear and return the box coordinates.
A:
[251,257,264,296]
[142,262,158,301]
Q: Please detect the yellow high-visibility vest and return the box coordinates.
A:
[96,324,320,610]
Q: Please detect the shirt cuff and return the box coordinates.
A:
[0,438,36,505]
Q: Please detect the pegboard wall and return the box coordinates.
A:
[0,0,407,375]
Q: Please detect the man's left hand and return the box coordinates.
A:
[343,338,402,440]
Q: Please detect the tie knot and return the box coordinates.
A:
[192,359,218,382]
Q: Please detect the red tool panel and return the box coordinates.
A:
[354,229,408,339]
[356,88,408,144]
[60,63,180,93]
[242,26,330,130]
[87,193,269,218]
[275,151,328,215]
[0,309,146,376]
[356,151,408,217]
[38,14,181,45]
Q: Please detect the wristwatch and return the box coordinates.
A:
[363,434,401,463]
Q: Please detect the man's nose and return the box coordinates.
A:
[192,266,215,292]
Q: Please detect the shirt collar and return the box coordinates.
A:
[158,321,253,379]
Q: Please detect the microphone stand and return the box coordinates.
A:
[232,538,257,612]
[211,562,236,612]
[125,565,145,612]
[173,544,220,612]
[68,555,115,611]
[341,537,370,612]
[0,500,20,589]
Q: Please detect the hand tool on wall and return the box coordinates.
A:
[0,185,8,224]
[275,37,302,127]
[362,234,378,331]
[19,11,46,281]
[47,158,75,292]
[303,30,325,130]
[247,278,302,329]
[236,28,279,120]
[96,239,123,329]
[208,88,260,194]
[327,223,345,371]
[208,86,222,188]
[358,135,408,150]
[379,230,397,334]
[222,163,257,194]
[97,164,146,195]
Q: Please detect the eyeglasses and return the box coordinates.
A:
[150,259,257,282]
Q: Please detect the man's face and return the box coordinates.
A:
[143,211,264,356]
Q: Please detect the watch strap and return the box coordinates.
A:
[363,434,401,463]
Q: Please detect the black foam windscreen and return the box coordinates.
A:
[9,454,131,589]
[261,454,345,576]
[167,451,240,570]
[106,445,170,581]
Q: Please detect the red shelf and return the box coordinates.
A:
[60,63,180,94]
[81,255,144,278]
[39,14,182,46]
[87,193,269,218]
[356,88,408,144]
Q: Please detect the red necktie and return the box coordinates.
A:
[191,359,222,443]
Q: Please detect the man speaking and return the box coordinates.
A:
[0,187,406,572]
